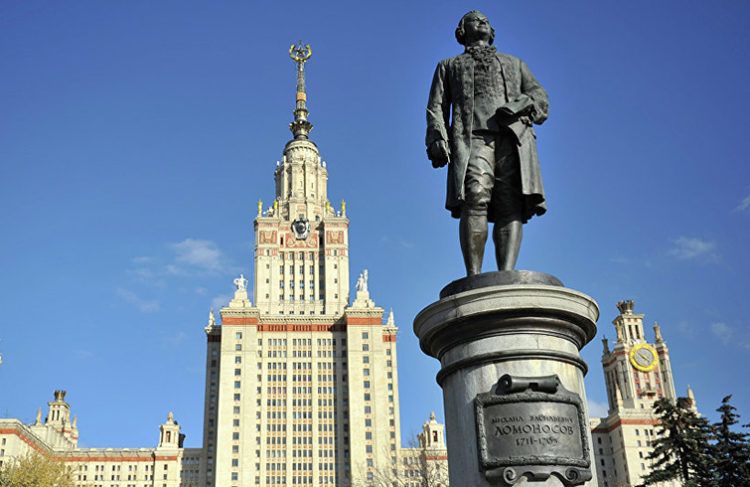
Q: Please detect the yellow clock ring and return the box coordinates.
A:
[629,343,659,372]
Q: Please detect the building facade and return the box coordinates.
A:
[4,48,702,487]
[0,390,202,487]
[590,300,695,487]
[399,413,449,487]
[199,46,405,487]
[0,44,445,487]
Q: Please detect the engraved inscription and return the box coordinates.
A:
[475,374,592,486]
[484,402,583,459]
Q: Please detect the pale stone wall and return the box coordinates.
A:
[0,395,196,487]
[591,301,687,487]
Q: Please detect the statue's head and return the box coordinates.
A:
[455,10,495,46]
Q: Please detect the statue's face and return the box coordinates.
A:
[462,12,492,42]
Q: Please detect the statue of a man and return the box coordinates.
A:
[426,11,549,276]
[233,274,248,291]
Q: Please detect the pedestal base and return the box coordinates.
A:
[414,271,599,486]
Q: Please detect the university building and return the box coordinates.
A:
[0,49,697,487]
[0,48,448,487]
[590,300,696,487]
[0,391,202,486]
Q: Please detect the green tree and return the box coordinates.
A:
[713,395,750,487]
[0,452,76,487]
[638,397,717,487]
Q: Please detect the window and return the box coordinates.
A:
[235,344,242,351]
[234,381,241,388]
[235,332,242,339]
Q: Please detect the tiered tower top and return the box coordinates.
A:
[251,44,351,316]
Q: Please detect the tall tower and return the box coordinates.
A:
[200,44,402,487]
[603,300,677,413]
[44,390,78,447]
[591,300,687,487]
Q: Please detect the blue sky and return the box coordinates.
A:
[1,0,749,448]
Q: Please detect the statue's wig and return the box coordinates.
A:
[455,10,495,46]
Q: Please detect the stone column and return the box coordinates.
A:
[413,271,599,487]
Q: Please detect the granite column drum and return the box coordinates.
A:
[414,271,599,486]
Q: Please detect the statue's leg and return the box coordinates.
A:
[461,136,494,276]
[493,219,522,270]
[491,135,524,271]
[460,212,487,276]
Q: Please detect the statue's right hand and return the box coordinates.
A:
[427,140,450,168]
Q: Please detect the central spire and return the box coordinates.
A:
[289,42,313,139]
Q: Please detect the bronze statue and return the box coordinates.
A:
[426,11,549,276]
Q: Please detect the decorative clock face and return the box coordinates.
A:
[291,217,310,240]
[629,343,659,372]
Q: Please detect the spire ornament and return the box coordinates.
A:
[289,42,314,139]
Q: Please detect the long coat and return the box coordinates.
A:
[426,50,549,223]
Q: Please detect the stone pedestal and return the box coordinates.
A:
[413,271,599,486]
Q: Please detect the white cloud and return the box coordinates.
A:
[587,399,609,419]
[711,322,732,344]
[668,236,717,261]
[711,322,750,350]
[211,294,231,311]
[116,288,160,313]
[736,194,750,212]
[162,331,188,347]
[73,349,94,360]
[127,238,237,284]
[171,238,224,272]
[379,235,415,250]
[675,320,697,338]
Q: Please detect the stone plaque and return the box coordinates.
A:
[475,375,592,486]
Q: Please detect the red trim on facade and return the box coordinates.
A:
[222,317,259,325]
[382,334,396,342]
[257,324,345,332]
[65,455,176,462]
[346,316,381,326]
[424,455,448,461]
[0,428,178,463]
[591,418,659,434]
[0,428,48,455]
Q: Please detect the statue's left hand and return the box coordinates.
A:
[427,140,450,168]
[519,115,533,127]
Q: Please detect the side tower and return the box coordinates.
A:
[603,300,677,412]
[202,44,402,487]
[591,300,688,487]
